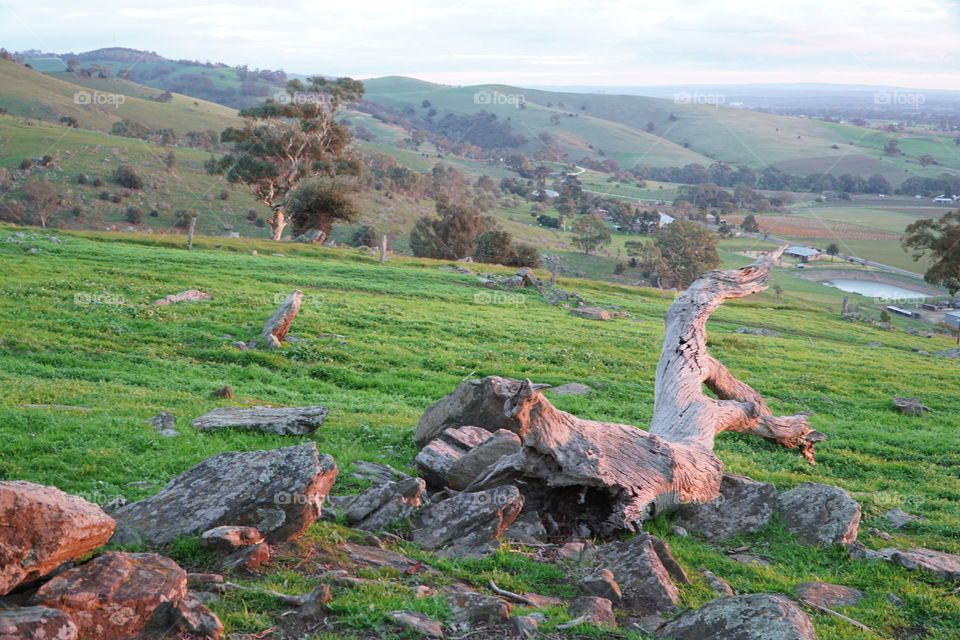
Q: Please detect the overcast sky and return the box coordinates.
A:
[2,0,958,89]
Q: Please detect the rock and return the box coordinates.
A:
[935,348,960,358]
[570,306,612,321]
[146,411,179,437]
[673,473,778,541]
[0,481,115,595]
[293,229,326,243]
[886,593,905,607]
[258,290,302,349]
[343,543,426,573]
[867,527,894,541]
[734,327,781,338]
[511,615,539,637]
[218,542,270,572]
[698,568,734,596]
[569,596,616,628]
[556,540,597,564]
[231,341,248,351]
[632,614,666,634]
[296,585,332,621]
[544,382,592,396]
[867,342,882,347]
[778,482,860,546]
[351,460,410,485]
[112,442,337,544]
[892,396,931,416]
[31,552,187,640]
[411,485,523,558]
[342,477,426,532]
[729,553,772,567]
[655,594,818,640]
[580,570,622,604]
[669,525,688,537]
[446,429,521,490]
[415,426,493,487]
[503,510,547,544]
[596,533,685,615]
[152,290,213,306]
[386,610,444,637]
[191,406,329,435]
[442,584,510,623]
[888,548,960,582]
[884,508,925,529]
[187,574,224,589]
[0,606,78,640]
[794,581,864,608]
[200,526,264,552]
[101,497,129,513]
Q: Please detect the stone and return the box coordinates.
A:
[503,510,547,544]
[411,485,523,558]
[218,542,270,572]
[297,585,332,620]
[884,508,924,529]
[200,526,264,552]
[889,548,960,582]
[892,396,931,416]
[112,442,337,544]
[673,473,778,542]
[570,306,612,321]
[734,327,781,338]
[446,429,521,490]
[151,290,212,306]
[191,406,329,436]
[729,553,772,567]
[632,614,666,634]
[351,460,410,485]
[258,290,302,349]
[164,596,224,638]
[343,544,427,573]
[442,584,510,623]
[698,568,734,596]
[342,477,426,532]
[569,596,616,628]
[596,533,685,615]
[146,411,178,437]
[556,540,597,564]
[544,382,592,396]
[655,594,818,640]
[669,525,688,537]
[0,606,78,640]
[187,574,225,589]
[778,482,861,546]
[511,615,539,637]
[31,552,187,640]
[386,610,444,637]
[415,426,493,487]
[580,570,622,604]
[794,581,864,608]
[935,348,960,358]
[0,481,115,595]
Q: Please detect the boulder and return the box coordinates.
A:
[199,526,264,552]
[152,290,212,306]
[794,581,864,608]
[510,615,539,637]
[655,594,818,640]
[570,306,612,321]
[442,584,510,623]
[342,477,426,532]
[164,595,224,638]
[415,426,493,488]
[672,473,777,541]
[218,542,270,572]
[544,382,592,396]
[503,510,547,544]
[892,396,931,416]
[698,568,734,596]
[778,483,860,546]
[112,442,337,544]
[411,485,523,558]
[596,533,686,616]
[0,606,78,640]
[579,570,622,604]
[0,481,115,595]
[890,548,960,582]
[342,543,426,573]
[569,596,616,628]
[147,411,179,437]
[446,429,521,490]
[386,610,444,638]
[884,508,924,529]
[256,290,302,349]
[350,460,410,485]
[191,406,328,436]
[31,552,188,640]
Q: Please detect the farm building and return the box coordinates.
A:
[945,311,960,329]
[784,245,822,262]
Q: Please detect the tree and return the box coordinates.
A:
[653,219,720,287]
[902,210,960,294]
[351,225,377,248]
[23,178,58,228]
[740,214,760,233]
[472,229,540,267]
[883,139,901,156]
[410,200,491,260]
[164,150,177,171]
[207,76,364,240]
[571,215,611,254]
[114,165,143,189]
[286,177,361,236]
[826,243,840,261]
[918,154,936,168]
[626,239,666,282]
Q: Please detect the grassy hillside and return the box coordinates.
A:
[0,59,240,134]
[0,227,958,638]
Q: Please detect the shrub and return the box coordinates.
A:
[246,209,258,221]
[19,158,33,171]
[92,177,104,187]
[125,206,143,224]
[114,165,143,190]
[351,225,377,247]
[76,173,89,185]
[218,189,229,201]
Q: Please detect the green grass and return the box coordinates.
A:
[1,227,958,638]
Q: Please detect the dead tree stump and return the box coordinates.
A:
[416,247,825,538]
[256,290,303,349]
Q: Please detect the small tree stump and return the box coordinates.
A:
[256,290,303,349]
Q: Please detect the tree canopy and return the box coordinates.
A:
[653,219,720,287]
[902,210,960,294]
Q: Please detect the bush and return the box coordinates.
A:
[218,189,229,201]
[149,210,159,218]
[114,165,143,190]
[92,177,104,187]
[99,191,111,201]
[246,209,258,221]
[76,173,89,185]
[19,158,33,171]
[254,217,266,228]
[125,206,143,224]
[351,225,377,247]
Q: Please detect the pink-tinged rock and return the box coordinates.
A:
[0,481,115,595]
[31,552,187,640]
[0,606,78,640]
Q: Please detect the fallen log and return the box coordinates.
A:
[420,247,825,538]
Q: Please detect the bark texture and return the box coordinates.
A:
[259,290,303,349]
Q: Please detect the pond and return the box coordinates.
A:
[823,279,929,301]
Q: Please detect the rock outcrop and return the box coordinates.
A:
[655,593,818,640]
[191,406,329,436]
[411,485,523,557]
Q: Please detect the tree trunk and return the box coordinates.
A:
[419,247,825,538]
[270,209,288,241]
[257,290,302,349]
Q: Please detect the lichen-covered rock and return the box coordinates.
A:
[411,485,522,557]
[191,406,329,435]
[655,594,818,640]
[387,610,444,637]
[778,483,860,546]
[579,569,622,604]
[596,533,686,616]
[447,429,521,490]
[570,306,612,321]
[112,442,337,544]
[673,474,777,541]
[442,583,511,623]
[200,526,263,552]
[342,477,426,532]
[0,606,78,640]
[0,481,115,595]
[794,582,864,608]
[415,426,493,488]
[569,596,616,628]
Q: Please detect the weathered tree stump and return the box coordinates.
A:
[417,247,825,537]
[255,290,303,349]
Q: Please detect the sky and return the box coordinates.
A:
[2,0,959,90]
